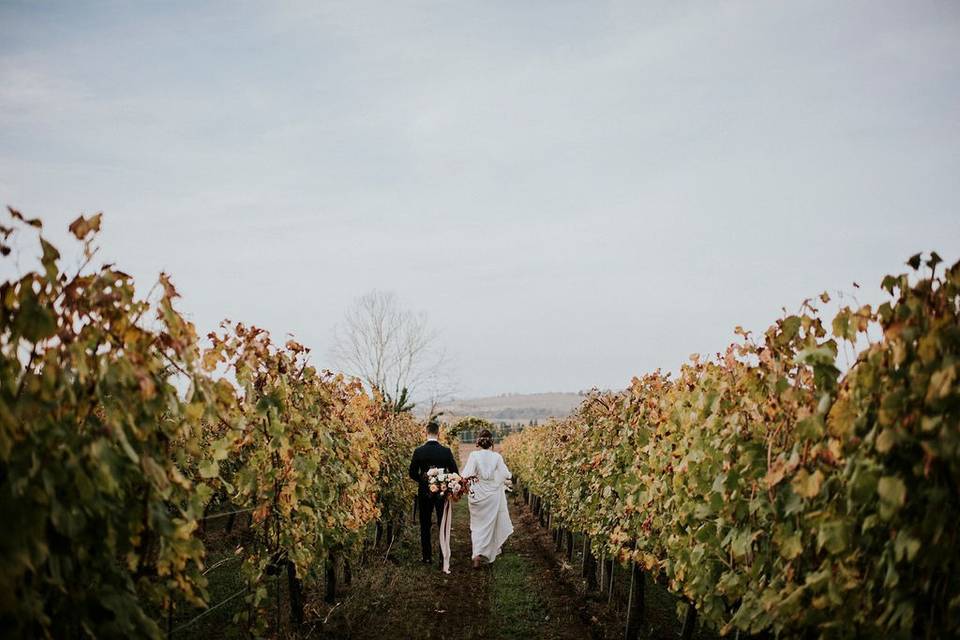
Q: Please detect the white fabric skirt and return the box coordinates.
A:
[468,480,514,562]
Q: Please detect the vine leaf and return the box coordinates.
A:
[68,212,103,240]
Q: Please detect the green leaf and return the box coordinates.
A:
[875,428,896,453]
[775,529,803,560]
[832,309,857,341]
[195,483,214,506]
[796,346,836,366]
[877,476,906,519]
[212,437,232,462]
[40,237,60,282]
[18,289,57,342]
[199,460,220,479]
[796,416,824,441]
[894,530,921,562]
[791,469,824,499]
[881,275,898,294]
[926,366,956,403]
[730,528,755,559]
[781,315,802,341]
[816,520,849,555]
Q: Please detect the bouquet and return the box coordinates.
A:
[426,468,476,574]
[426,468,473,500]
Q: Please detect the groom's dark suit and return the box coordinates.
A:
[408,439,459,563]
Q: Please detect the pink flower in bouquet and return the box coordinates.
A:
[427,468,475,500]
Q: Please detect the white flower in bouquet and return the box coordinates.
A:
[449,482,460,493]
[427,468,440,477]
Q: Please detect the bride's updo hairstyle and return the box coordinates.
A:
[476,429,494,450]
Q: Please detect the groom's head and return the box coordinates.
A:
[426,419,440,439]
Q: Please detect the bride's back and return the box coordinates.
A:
[470,449,501,481]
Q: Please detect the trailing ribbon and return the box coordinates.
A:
[438,497,453,574]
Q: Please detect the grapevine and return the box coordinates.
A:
[504,253,960,639]
[0,210,430,637]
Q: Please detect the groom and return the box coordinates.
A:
[408,419,459,565]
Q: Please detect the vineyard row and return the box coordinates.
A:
[502,252,959,640]
[0,210,444,638]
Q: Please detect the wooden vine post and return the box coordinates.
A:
[324,554,337,604]
[286,562,304,626]
[679,601,697,640]
[582,537,598,591]
[607,559,616,605]
[599,552,607,591]
[624,562,645,640]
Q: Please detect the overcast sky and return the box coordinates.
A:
[2,1,958,398]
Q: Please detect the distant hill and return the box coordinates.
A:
[431,392,586,424]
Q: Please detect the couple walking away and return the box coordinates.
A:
[408,421,514,571]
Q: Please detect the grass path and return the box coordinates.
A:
[324,494,601,639]
[325,497,491,639]
[179,447,713,639]
[488,499,603,640]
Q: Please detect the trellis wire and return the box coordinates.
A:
[202,555,240,576]
[169,588,247,635]
[202,506,257,522]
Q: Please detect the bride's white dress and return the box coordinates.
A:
[461,449,514,562]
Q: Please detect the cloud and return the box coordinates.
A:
[1,1,959,395]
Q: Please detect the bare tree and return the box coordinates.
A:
[420,359,459,420]
[330,290,454,413]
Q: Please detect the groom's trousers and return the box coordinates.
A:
[417,493,445,562]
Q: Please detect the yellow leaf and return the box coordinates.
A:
[791,469,824,498]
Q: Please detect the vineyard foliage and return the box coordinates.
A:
[503,254,959,639]
[0,210,426,638]
[195,325,383,628]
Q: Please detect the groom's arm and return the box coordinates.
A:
[408,449,421,482]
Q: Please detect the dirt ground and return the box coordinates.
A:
[320,491,608,639]
[178,444,714,640]
[315,444,716,640]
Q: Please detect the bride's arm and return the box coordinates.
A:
[461,452,476,478]
[496,453,512,482]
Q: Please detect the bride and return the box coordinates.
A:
[460,429,514,568]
